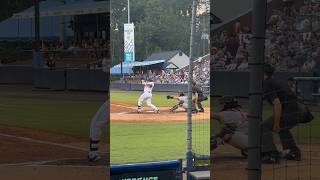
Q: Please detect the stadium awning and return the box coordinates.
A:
[166,63,179,69]
[12,1,109,18]
[110,66,133,75]
[112,60,166,68]
[211,13,222,24]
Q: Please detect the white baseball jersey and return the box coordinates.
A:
[144,82,154,94]
[178,96,188,109]
[138,81,158,111]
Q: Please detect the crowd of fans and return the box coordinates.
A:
[126,2,320,84]
[211,1,320,73]
[41,38,109,52]
[40,37,109,69]
[124,54,210,85]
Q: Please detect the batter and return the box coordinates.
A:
[88,57,109,162]
[137,80,159,113]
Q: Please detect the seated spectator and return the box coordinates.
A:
[237,57,249,71]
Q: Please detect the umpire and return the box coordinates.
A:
[261,64,314,163]
[192,81,208,112]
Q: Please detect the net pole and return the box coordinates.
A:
[33,0,41,69]
[187,0,198,176]
[248,0,267,180]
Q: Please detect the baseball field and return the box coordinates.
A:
[0,85,108,180]
[110,90,210,165]
[2,85,320,179]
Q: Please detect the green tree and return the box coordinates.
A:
[111,0,211,66]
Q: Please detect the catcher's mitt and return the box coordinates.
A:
[167,95,174,99]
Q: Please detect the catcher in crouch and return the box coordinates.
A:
[211,96,248,157]
[167,92,198,113]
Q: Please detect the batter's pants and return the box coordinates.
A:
[90,99,109,141]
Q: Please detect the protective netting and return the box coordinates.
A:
[191,85,210,167]
[189,0,211,168]
[262,77,320,180]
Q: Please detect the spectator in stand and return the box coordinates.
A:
[302,52,316,72]
[226,33,240,57]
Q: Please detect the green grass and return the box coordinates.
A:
[0,96,106,139]
[110,123,186,164]
[110,121,210,165]
[1,89,319,165]
[110,91,210,107]
[110,91,210,164]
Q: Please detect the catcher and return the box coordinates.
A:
[167,92,198,113]
[211,96,248,157]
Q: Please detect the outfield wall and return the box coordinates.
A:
[0,66,314,100]
[212,71,313,100]
[0,66,33,84]
[111,83,188,92]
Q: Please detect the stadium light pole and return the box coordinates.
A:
[187,0,198,178]
[121,0,131,82]
[248,0,267,180]
[128,0,130,23]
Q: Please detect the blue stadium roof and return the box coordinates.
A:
[0,0,108,39]
[13,0,109,18]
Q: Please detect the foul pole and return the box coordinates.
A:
[248,0,267,180]
[187,0,198,177]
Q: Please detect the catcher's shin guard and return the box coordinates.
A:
[169,104,179,112]
[211,135,223,150]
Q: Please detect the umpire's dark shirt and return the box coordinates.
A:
[192,85,204,98]
[263,77,299,114]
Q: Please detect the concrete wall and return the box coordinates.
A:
[66,69,108,91]
[0,66,33,84]
[33,68,109,91]
[33,69,66,90]
[110,83,188,92]
[0,66,314,101]
[212,71,313,99]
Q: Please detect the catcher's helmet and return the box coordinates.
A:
[219,96,241,111]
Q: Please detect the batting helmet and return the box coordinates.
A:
[219,96,241,111]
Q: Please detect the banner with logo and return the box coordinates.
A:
[124,23,135,63]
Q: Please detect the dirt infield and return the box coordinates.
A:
[211,144,320,180]
[111,103,210,123]
[0,125,108,180]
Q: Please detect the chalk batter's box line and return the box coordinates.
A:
[0,133,108,167]
[111,103,137,110]
[0,133,106,154]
